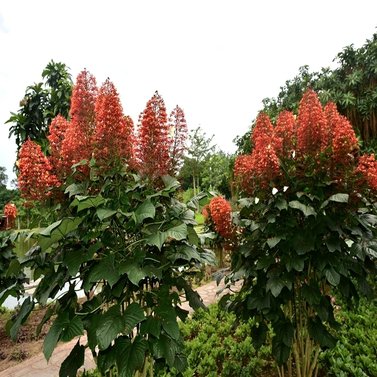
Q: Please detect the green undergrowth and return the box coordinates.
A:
[157,304,270,377]
[80,297,377,377]
[320,296,377,377]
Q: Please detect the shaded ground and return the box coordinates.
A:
[0,306,51,372]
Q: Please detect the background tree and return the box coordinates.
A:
[179,127,215,196]
[235,32,377,154]
[0,166,19,209]
[7,60,72,152]
[201,150,232,197]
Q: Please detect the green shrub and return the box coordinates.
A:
[321,297,377,377]
[158,304,270,377]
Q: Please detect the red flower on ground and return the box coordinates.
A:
[92,79,135,171]
[136,91,171,179]
[18,140,60,201]
[208,196,233,239]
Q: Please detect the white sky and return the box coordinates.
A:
[1,0,376,186]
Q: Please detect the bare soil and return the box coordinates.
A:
[0,306,52,372]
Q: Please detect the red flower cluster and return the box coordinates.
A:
[208,197,233,239]
[4,203,17,218]
[3,203,17,229]
[234,89,365,196]
[93,79,135,170]
[47,115,70,178]
[136,92,171,179]
[18,140,60,201]
[356,154,377,190]
[168,106,188,175]
[60,70,98,178]
[296,89,328,155]
[18,70,189,201]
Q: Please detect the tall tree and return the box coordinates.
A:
[179,127,215,196]
[7,60,73,152]
[0,167,18,209]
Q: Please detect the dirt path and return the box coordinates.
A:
[0,279,236,377]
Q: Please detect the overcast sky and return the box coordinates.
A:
[1,0,376,186]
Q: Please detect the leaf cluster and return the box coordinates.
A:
[7,60,72,152]
[226,185,377,365]
[5,172,215,376]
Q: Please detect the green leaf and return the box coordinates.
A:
[97,348,117,375]
[275,197,288,210]
[146,231,167,250]
[123,303,145,334]
[134,199,155,224]
[165,223,188,241]
[289,200,316,217]
[74,195,106,212]
[162,317,180,341]
[272,338,291,365]
[64,183,86,197]
[9,297,34,341]
[161,175,180,190]
[266,277,285,297]
[256,254,275,270]
[308,317,337,348]
[60,316,84,342]
[116,336,147,377]
[328,193,349,203]
[267,236,281,248]
[96,306,124,350]
[121,263,147,286]
[168,244,201,263]
[89,255,120,288]
[152,335,178,367]
[40,220,62,236]
[325,267,340,286]
[63,248,96,276]
[286,256,305,272]
[39,217,83,252]
[44,313,70,361]
[59,341,85,377]
[140,317,162,338]
[251,323,268,349]
[301,283,322,306]
[96,208,117,221]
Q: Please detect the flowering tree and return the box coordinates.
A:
[6,70,213,377]
[229,89,377,377]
